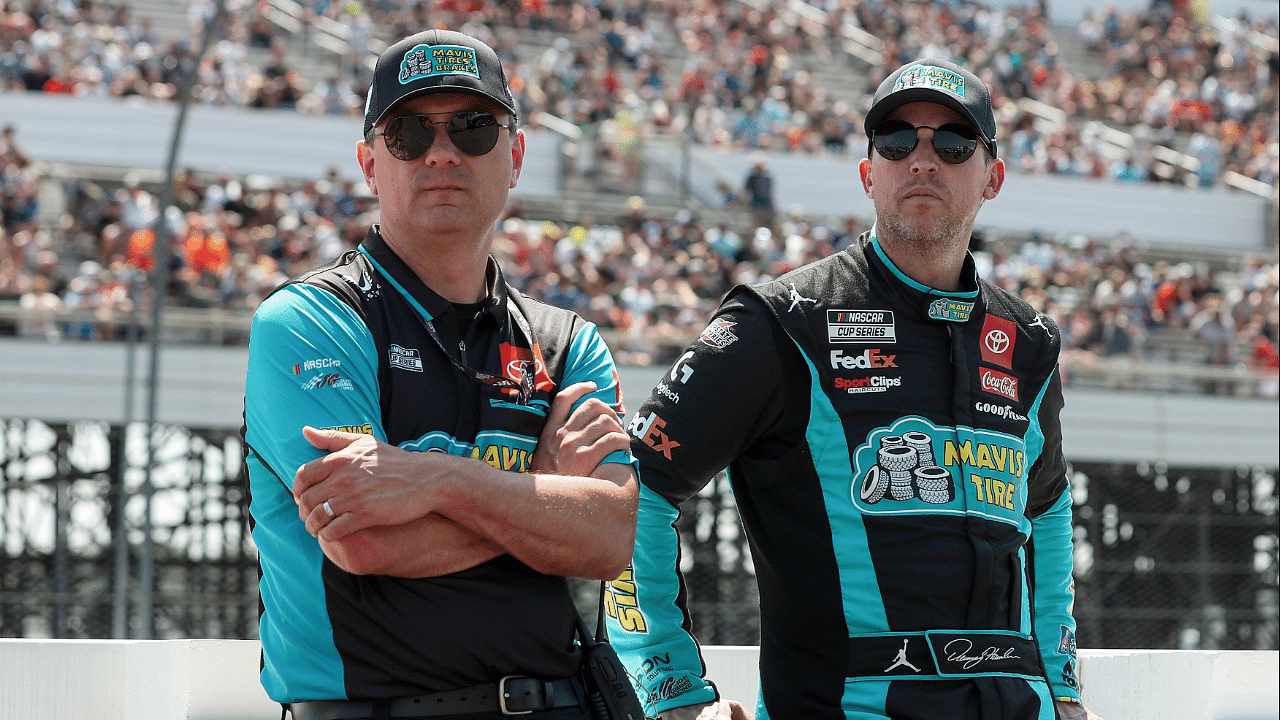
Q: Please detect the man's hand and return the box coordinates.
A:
[1055,700,1104,720]
[530,381,629,476]
[293,427,439,541]
[659,700,753,720]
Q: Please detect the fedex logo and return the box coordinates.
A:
[628,411,680,460]
[830,348,897,369]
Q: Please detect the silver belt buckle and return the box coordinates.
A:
[498,675,536,716]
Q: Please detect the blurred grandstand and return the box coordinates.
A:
[0,0,1276,653]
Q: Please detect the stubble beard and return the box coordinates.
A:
[875,198,982,258]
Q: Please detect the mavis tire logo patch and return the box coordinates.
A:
[928,298,974,322]
[1058,625,1078,660]
[399,44,479,83]
[893,64,965,98]
[857,429,953,505]
[827,309,896,343]
[850,416,1028,521]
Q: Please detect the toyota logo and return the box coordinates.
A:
[984,329,1010,355]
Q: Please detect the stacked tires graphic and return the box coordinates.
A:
[859,432,954,505]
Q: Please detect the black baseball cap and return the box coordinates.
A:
[863,58,997,158]
[363,29,518,138]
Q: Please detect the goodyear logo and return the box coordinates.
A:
[893,65,965,98]
[928,298,974,322]
[400,44,479,84]
[604,566,648,633]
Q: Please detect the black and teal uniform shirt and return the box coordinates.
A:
[243,227,633,703]
[608,231,1080,720]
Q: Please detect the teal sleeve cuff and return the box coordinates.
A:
[606,485,718,715]
[1032,488,1082,701]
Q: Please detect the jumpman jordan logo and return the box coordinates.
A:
[885,639,922,673]
[787,283,816,311]
[1028,314,1052,338]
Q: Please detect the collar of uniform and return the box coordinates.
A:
[358,225,509,324]
[863,227,982,323]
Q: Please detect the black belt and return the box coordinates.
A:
[290,676,581,719]
[848,630,1042,679]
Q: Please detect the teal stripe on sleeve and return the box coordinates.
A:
[563,320,635,469]
[792,343,890,634]
[245,283,382,702]
[1031,487,1080,703]
[609,484,717,715]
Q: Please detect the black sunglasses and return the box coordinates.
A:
[370,110,514,160]
[872,120,989,165]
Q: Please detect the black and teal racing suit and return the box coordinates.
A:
[607,231,1081,719]
[243,227,632,703]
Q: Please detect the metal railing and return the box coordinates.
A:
[1,302,1274,398]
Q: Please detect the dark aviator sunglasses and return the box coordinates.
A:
[370,110,515,161]
[872,120,991,165]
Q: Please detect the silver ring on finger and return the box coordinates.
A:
[322,500,336,519]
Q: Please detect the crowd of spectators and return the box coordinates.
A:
[0,0,1276,189]
[1,154,1276,393]
[0,0,1276,395]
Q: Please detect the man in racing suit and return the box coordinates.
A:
[244,30,637,718]
[607,58,1101,720]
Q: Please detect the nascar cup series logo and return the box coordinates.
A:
[851,416,1029,522]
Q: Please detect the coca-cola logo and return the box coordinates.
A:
[980,368,1019,401]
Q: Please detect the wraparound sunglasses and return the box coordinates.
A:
[872,120,992,164]
[370,110,515,160]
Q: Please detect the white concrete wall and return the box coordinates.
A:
[0,639,272,720]
[0,639,1275,720]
